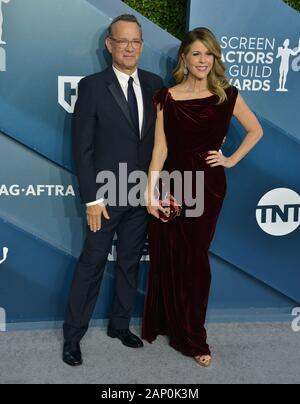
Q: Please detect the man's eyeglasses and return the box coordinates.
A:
[110,37,143,50]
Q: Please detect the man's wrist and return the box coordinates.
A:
[86,198,105,207]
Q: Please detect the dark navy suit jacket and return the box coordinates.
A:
[72,66,163,205]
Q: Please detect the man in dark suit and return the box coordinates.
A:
[62,14,163,366]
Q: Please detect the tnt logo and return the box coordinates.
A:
[58,76,84,113]
[0,307,6,332]
[256,188,300,236]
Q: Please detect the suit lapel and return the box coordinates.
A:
[105,67,154,141]
[105,67,137,136]
[139,70,154,141]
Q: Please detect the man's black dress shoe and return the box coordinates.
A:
[107,328,144,348]
[63,341,82,366]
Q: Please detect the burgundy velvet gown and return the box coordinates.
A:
[141,85,238,357]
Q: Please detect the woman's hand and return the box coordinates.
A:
[205,150,236,168]
[144,190,169,219]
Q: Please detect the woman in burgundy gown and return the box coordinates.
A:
[142,28,263,367]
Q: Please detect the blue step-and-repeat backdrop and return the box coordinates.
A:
[0,0,299,327]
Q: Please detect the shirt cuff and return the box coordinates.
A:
[86,198,105,207]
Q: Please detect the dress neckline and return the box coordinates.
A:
[166,87,216,102]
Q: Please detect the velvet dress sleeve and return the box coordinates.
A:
[152,87,170,111]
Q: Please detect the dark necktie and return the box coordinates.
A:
[127,77,140,138]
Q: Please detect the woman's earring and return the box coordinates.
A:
[184,65,188,76]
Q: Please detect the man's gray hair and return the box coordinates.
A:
[107,14,143,39]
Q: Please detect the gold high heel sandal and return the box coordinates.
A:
[194,355,212,368]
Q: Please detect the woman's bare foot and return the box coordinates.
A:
[194,355,212,367]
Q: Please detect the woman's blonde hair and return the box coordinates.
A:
[173,27,230,104]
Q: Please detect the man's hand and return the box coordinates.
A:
[86,203,110,233]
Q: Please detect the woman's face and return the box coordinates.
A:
[183,40,214,80]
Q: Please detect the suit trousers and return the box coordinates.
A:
[63,206,149,342]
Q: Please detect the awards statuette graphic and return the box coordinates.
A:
[0,0,10,45]
[0,246,8,331]
[276,38,300,92]
[0,0,11,72]
[0,247,8,265]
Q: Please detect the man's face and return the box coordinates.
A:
[106,21,144,73]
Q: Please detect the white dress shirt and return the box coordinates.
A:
[112,65,144,135]
[86,65,144,207]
